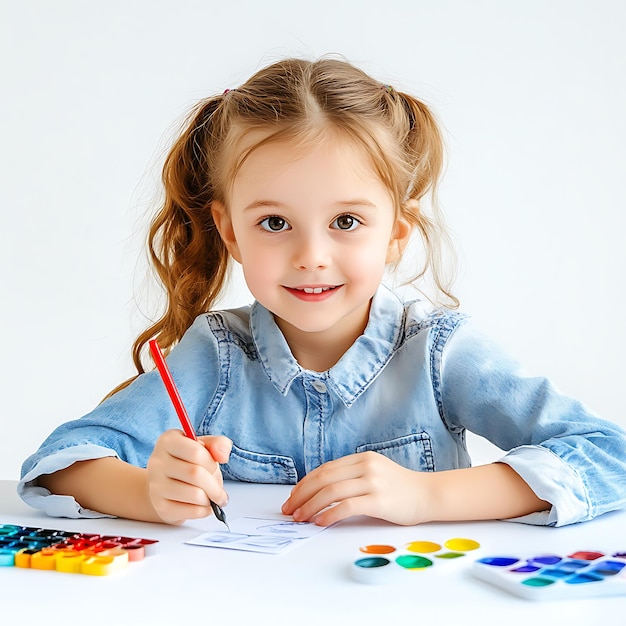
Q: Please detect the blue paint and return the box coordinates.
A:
[529,555,561,566]
[565,572,604,585]
[590,560,625,576]
[538,568,573,579]
[554,560,588,573]
[477,556,518,567]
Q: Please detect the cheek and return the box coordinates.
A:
[348,236,391,267]
[238,245,279,288]
[245,238,278,260]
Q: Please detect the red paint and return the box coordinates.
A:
[567,551,604,561]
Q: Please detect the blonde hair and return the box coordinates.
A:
[110,57,458,395]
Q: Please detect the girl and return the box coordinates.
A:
[20,57,626,527]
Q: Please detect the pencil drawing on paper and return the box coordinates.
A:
[186,517,329,554]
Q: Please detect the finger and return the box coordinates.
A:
[156,443,228,507]
[156,461,228,510]
[160,477,213,505]
[155,499,216,525]
[311,495,374,527]
[199,435,233,464]
[162,430,220,469]
[290,477,369,522]
[183,460,228,507]
[148,473,216,524]
[282,458,362,514]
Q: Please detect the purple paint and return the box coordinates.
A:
[511,564,541,573]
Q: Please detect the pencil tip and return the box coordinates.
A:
[210,500,229,530]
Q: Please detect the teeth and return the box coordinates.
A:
[302,287,331,294]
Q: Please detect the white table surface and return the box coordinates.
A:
[1,479,625,624]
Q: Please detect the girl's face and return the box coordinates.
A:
[213,137,410,362]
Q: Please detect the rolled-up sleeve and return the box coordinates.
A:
[18,444,118,518]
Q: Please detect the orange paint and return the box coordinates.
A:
[359,544,396,555]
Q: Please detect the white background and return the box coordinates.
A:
[1,1,624,479]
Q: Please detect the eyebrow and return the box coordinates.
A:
[243,199,378,212]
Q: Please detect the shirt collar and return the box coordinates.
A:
[250,285,405,407]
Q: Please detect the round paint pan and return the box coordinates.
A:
[351,556,403,584]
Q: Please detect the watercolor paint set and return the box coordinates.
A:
[0,523,158,576]
[350,536,481,584]
[472,550,626,600]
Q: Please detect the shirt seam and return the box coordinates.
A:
[427,312,469,434]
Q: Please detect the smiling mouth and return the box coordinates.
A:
[298,286,335,294]
[286,285,341,297]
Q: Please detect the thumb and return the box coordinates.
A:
[198,435,232,463]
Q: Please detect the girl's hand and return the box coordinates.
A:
[281,451,426,527]
[146,430,232,525]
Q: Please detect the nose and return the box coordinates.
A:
[291,230,331,270]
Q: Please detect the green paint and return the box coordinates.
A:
[354,557,390,569]
[395,555,433,569]
[521,577,556,587]
[435,552,465,559]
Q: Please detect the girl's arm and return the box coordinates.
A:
[38,432,232,525]
[20,316,228,521]
[281,452,549,526]
[38,457,161,522]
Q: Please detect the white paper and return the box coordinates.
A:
[186,516,329,554]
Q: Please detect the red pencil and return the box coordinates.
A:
[149,339,229,529]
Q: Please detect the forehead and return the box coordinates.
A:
[230,135,387,199]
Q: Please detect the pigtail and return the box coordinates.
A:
[390,90,459,309]
[105,97,230,397]
[396,93,444,202]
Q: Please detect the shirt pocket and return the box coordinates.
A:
[356,432,435,472]
[221,443,298,484]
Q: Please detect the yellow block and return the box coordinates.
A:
[80,549,129,576]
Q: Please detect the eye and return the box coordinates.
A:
[259,216,290,232]
[331,214,361,231]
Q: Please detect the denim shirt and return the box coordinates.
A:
[19,285,626,525]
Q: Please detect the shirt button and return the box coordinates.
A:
[311,381,327,393]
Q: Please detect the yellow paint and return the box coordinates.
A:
[30,549,60,570]
[56,552,88,574]
[80,549,129,576]
[14,550,35,568]
[405,541,441,553]
[444,537,480,551]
